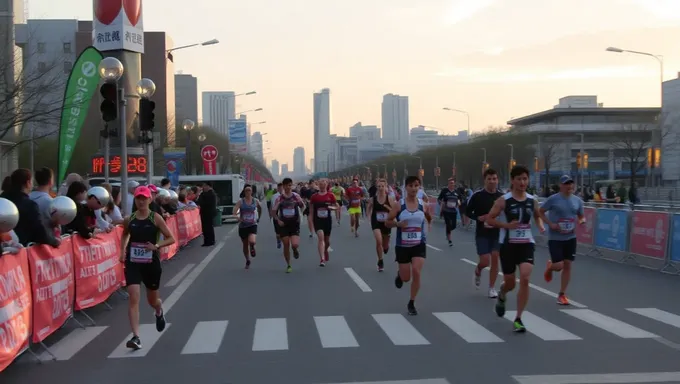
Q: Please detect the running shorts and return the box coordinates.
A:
[314,219,332,236]
[499,243,535,275]
[371,222,392,236]
[303,206,310,216]
[336,199,343,207]
[395,244,427,264]
[277,222,300,238]
[548,238,577,263]
[475,236,500,256]
[238,225,258,240]
[442,210,457,233]
[125,257,162,290]
[348,207,361,215]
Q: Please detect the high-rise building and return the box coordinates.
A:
[202,91,235,137]
[309,158,314,173]
[249,131,264,162]
[281,163,289,176]
[271,159,280,178]
[175,74,198,124]
[293,147,305,175]
[381,93,409,150]
[313,88,331,173]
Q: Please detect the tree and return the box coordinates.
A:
[609,123,659,186]
[539,142,560,191]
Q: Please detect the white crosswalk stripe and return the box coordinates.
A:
[28,307,680,362]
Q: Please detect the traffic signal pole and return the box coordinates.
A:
[119,87,129,215]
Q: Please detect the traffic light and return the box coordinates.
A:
[139,98,156,132]
[99,83,118,122]
[576,153,582,169]
[647,148,661,168]
[418,168,424,177]
[533,157,539,172]
[582,153,589,169]
[509,159,516,170]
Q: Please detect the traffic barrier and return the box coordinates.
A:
[0,209,203,372]
[629,211,669,259]
[594,208,629,252]
[575,206,596,245]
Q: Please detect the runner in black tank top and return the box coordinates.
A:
[367,179,394,272]
[120,185,176,350]
[485,165,545,333]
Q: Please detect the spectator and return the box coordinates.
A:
[197,181,216,246]
[58,173,84,196]
[29,167,56,232]
[106,186,124,224]
[160,178,171,190]
[63,181,96,239]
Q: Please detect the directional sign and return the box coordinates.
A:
[201,145,218,162]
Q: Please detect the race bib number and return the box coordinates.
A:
[242,212,255,223]
[446,201,457,208]
[376,212,388,222]
[351,199,360,207]
[317,208,329,218]
[401,227,422,246]
[558,218,575,234]
[282,208,296,218]
[130,242,152,263]
[509,224,532,244]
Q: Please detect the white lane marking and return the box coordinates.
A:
[314,316,359,348]
[433,312,504,343]
[512,372,680,384]
[163,240,227,314]
[181,320,228,355]
[372,314,430,346]
[229,225,238,234]
[108,323,171,358]
[426,244,442,251]
[561,309,658,338]
[164,263,195,287]
[344,267,373,292]
[252,318,288,351]
[460,258,587,308]
[320,380,450,384]
[37,326,108,361]
[504,311,581,341]
[627,308,680,329]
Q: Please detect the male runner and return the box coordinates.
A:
[367,178,395,272]
[272,178,305,273]
[309,179,338,266]
[330,182,345,224]
[465,168,503,298]
[486,165,544,332]
[386,176,432,315]
[345,179,364,237]
[539,175,586,305]
[437,178,460,247]
[270,183,283,249]
[302,180,318,238]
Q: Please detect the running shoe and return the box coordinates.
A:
[293,247,300,259]
[250,246,256,258]
[126,335,142,350]
[286,265,292,273]
[495,284,506,317]
[394,273,403,289]
[245,259,251,269]
[155,310,166,332]
[557,293,570,306]
[407,301,418,316]
[488,287,498,298]
[448,240,453,247]
[276,239,282,249]
[513,318,526,333]
[319,261,325,267]
[377,259,384,272]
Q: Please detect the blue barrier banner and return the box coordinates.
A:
[594,209,629,251]
[670,214,680,262]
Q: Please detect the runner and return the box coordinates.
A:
[485,165,544,332]
[386,175,432,315]
[437,178,461,247]
[308,179,338,267]
[233,184,262,269]
[539,175,586,305]
[465,168,503,298]
[367,178,395,272]
[270,183,283,249]
[330,182,345,224]
[119,185,176,350]
[302,180,318,238]
[345,178,364,237]
[272,178,306,273]
[265,186,275,219]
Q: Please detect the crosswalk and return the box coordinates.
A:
[33,307,680,362]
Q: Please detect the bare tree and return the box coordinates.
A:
[609,123,663,186]
[540,142,560,191]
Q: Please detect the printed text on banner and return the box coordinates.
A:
[576,206,596,245]
[160,215,180,261]
[176,209,202,246]
[0,249,32,372]
[630,211,669,259]
[594,209,629,252]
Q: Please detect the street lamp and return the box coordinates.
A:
[236,108,263,115]
[443,107,471,138]
[166,38,220,60]
[606,46,663,107]
[137,78,156,184]
[507,144,515,186]
[183,119,195,174]
[576,133,585,193]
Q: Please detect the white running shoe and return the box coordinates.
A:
[488,288,498,298]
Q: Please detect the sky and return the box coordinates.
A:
[31,0,680,167]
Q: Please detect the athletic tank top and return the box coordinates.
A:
[239,198,258,228]
[499,192,536,245]
[277,193,301,223]
[126,212,160,263]
[371,194,391,226]
[395,200,426,247]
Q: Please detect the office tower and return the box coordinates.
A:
[202,91,235,136]
[175,74,198,123]
[293,147,305,174]
[381,93,409,150]
[281,163,289,176]
[271,159,280,178]
[313,88,331,173]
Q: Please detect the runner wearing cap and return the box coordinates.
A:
[539,175,586,306]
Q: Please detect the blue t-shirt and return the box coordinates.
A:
[541,193,584,241]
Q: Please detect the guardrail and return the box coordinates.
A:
[0,209,203,373]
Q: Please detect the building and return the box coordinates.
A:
[313,88,331,173]
[249,131,264,162]
[175,73,198,124]
[507,95,660,187]
[0,0,23,177]
[349,122,381,142]
[293,146,305,175]
[309,158,314,173]
[202,91,235,137]
[271,159,280,178]
[661,76,680,186]
[329,135,358,171]
[409,126,468,153]
[281,163,289,177]
[381,93,409,151]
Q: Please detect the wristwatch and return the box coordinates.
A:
[155,243,160,250]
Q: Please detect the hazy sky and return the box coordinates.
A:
[32,0,680,166]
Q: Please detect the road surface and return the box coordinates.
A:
[2,211,680,384]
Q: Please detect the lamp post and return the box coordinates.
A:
[98,57,124,184]
[576,133,585,193]
[507,144,514,186]
[183,119,195,174]
[235,108,263,115]
[137,78,156,184]
[98,57,126,210]
[443,107,471,138]
[166,38,220,60]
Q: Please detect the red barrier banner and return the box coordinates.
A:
[576,207,596,245]
[72,228,125,310]
[630,211,669,259]
[177,209,202,246]
[160,216,179,261]
[26,238,75,343]
[0,249,32,373]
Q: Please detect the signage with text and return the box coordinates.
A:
[91,154,148,177]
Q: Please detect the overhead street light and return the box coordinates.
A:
[443,107,471,138]
[235,108,263,114]
[166,38,220,61]
[605,46,663,106]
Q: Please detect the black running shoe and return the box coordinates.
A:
[394,274,403,289]
[155,310,166,332]
[126,335,142,350]
[377,259,384,272]
[293,247,300,259]
[407,301,418,316]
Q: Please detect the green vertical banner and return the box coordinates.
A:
[57,46,104,184]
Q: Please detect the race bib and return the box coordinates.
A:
[351,199,360,207]
[558,218,575,234]
[282,208,296,218]
[401,227,422,246]
[484,222,494,229]
[446,201,457,208]
[242,212,255,223]
[509,224,532,244]
[376,212,388,222]
[130,242,152,263]
[317,208,329,218]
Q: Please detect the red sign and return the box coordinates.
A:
[0,248,31,372]
[26,238,76,343]
[201,145,218,175]
[630,211,669,259]
[91,155,148,177]
[575,207,596,245]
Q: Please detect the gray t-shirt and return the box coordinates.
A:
[541,193,584,241]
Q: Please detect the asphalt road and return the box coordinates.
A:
[3,209,680,384]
